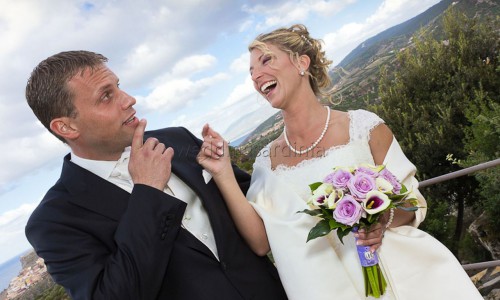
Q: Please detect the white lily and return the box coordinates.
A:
[363,190,391,214]
[376,177,394,194]
[307,183,333,207]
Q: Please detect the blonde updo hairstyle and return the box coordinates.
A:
[248,24,334,100]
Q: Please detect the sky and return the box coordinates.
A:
[0,0,442,265]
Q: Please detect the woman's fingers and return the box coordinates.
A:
[355,223,385,252]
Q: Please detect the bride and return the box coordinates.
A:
[197,24,482,300]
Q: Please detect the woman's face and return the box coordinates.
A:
[249,43,303,109]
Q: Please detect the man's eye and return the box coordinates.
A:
[102,92,112,101]
[263,56,271,64]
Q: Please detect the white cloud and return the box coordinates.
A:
[310,0,356,16]
[323,22,366,64]
[164,73,276,142]
[121,41,180,87]
[0,202,38,264]
[230,52,250,73]
[177,94,278,143]
[243,0,354,31]
[223,75,256,107]
[142,72,230,112]
[244,2,308,30]
[172,55,217,77]
[0,127,67,192]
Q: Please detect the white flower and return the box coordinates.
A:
[362,190,391,214]
[308,183,333,207]
[376,177,394,193]
[326,189,344,209]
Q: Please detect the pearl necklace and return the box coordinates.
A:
[283,106,331,155]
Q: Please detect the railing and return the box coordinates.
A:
[463,260,500,271]
[419,158,500,188]
[418,158,500,271]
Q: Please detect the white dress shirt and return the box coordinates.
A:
[71,147,219,259]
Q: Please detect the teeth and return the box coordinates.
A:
[260,80,277,93]
[124,116,134,124]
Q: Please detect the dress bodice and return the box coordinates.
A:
[254,109,383,200]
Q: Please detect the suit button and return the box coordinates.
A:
[220,261,227,271]
[161,233,166,240]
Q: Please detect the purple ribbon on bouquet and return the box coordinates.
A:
[352,227,379,267]
[356,245,379,267]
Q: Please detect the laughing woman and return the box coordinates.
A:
[198,24,482,300]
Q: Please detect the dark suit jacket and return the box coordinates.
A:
[25,127,287,300]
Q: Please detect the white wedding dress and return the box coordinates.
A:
[247,109,482,300]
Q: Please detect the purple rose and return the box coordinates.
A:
[324,169,352,189]
[355,166,378,177]
[333,195,363,226]
[347,172,376,200]
[379,168,402,194]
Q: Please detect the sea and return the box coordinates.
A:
[0,252,24,292]
[230,132,251,147]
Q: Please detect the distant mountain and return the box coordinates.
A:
[330,0,498,109]
[337,0,454,70]
[238,0,498,152]
[222,103,278,144]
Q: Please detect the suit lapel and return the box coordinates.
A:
[60,154,130,221]
[160,131,228,259]
[157,131,210,207]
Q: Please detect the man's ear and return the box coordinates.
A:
[50,117,79,141]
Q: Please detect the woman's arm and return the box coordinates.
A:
[369,123,417,228]
[197,124,271,256]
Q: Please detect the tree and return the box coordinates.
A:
[372,7,499,257]
[460,52,500,234]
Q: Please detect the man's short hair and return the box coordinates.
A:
[26,50,108,142]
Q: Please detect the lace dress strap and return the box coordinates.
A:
[348,109,385,143]
[253,142,272,170]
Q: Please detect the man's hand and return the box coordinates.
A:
[129,119,174,191]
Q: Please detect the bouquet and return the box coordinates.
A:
[298,164,419,298]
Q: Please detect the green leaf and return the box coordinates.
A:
[306,219,332,242]
[328,219,343,230]
[398,206,419,212]
[320,207,335,220]
[336,227,351,244]
[297,208,323,216]
[389,193,408,201]
[366,213,380,224]
[309,182,322,192]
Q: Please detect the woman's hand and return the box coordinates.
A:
[196,124,232,179]
[354,223,385,253]
[354,209,392,253]
[196,124,271,255]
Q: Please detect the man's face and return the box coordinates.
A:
[66,65,139,160]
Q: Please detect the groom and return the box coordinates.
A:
[24,51,287,300]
